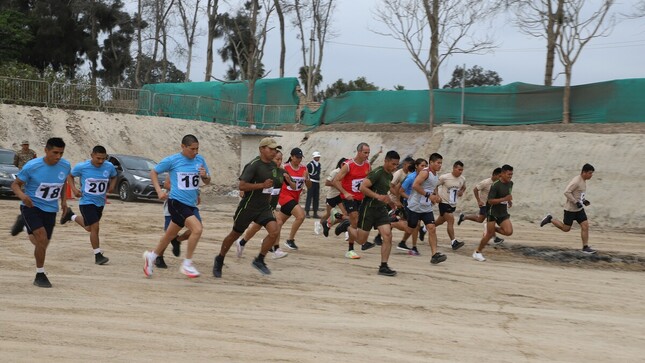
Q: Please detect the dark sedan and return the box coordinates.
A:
[107,154,166,202]
[0,148,19,196]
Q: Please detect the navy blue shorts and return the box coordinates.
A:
[168,199,201,228]
[405,207,435,229]
[21,205,56,240]
[342,199,362,214]
[79,204,104,226]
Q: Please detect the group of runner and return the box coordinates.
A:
[9,136,596,287]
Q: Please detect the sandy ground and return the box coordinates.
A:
[1,195,644,362]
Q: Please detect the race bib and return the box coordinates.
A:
[580,192,586,203]
[287,176,305,191]
[351,178,365,193]
[35,182,64,201]
[84,178,109,195]
[420,191,433,207]
[177,172,200,190]
[270,188,281,196]
[448,187,459,204]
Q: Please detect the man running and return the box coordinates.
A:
[143,134,211,278]
[319,157,349,237]
[10,137,71,287]
[434,161,467,250]
[473,164,514,262]
[64,145,117,265]
[540,163,597,254]
[458,167,504,245]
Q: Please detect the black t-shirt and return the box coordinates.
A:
[487,180,513,216]
[238,156,277,211]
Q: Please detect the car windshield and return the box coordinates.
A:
[0,150,15,165]
[119,155,157,171]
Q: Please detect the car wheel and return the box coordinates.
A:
[119,181,135,202]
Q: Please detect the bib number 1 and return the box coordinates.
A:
[36,183,63,201]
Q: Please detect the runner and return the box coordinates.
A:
[318,157,349,237]
[212,137,282,278]
[10,137,71,287]
[142,134,211,278]
[277,147,312,251]
[434,161,467,250]
[539,163,597,254]
[473,164,514,262]
[64,145,117,265]
[155,177,194,268]
[356,150,400,276]
[398,158,428,255]
[457,167,505,245]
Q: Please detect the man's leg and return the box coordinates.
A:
[444,212,456,240]
[377,224,393,264]
[312,184,320,217]
[305,191,312,217]
[89,223,100,250]
[153,222,183,256]
[29,228,50,269]
[182,216,203,260]
[580,220,589,247]
[551,217,572,232]
[475,221,497,254]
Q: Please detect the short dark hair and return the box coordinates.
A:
[403,156,415,164]
[182,134,199,146]
[501,164,513,172]
[582,163,595,173]
[356,142,369,152]
[92,145,107,154]
[46,137,65,149]
[385,150,400,161]
[429,153,442,162]
[492,167,502,176]
[453,160,464,168]
[336,157,347,169]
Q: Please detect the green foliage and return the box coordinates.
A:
[317,77,381,100]
[218,3,265,81]
[443,65,503,89]
[298,66,323,92]
[0,10,33,63]
[122,55,186,89]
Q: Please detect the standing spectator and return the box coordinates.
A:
[14,140,37,169]
[305,151,322,219]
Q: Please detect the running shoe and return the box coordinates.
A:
[472,251,486,262]
[180,263,200,278]
[361,241,376,251]
[171,238,181,257]
[493,236,505,244]
[314,221,322,235]
[271,248,289,259]
[60,207,74,225]
[142,251,154,277]
[582,245,597,254]
[408,246,420,256]
[374,234,383,246]
[322,220,331,237]
[284,239,298,250]
[540,214,552,227]
[155,256,168,268]
[431,252,447,264]
[418,226,426,241]
[334,219,350,236]
[33,272,52,288]
[451,240,465,250]
[378,265,397,276]
[11,214,25,236]
[235,238,245,258]
[252,257,271,275]
[457,213,465,226]
[94,252,109,265]
[213,255,224,278]
[396,241,411,251]
[345,250,361,259]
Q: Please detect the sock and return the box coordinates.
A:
[451,239,457,244]
[216,254,225,264]
[257,253,265,262]
[380,262,387,268]
[23,226,28,232]
[71,215,77,222]
[36,267,45,273]
[149,251,158,260]
[183,259,192,267]
[272,245,279,252]
[348,243,354,251]
[93,248,101,254]
[400,240,405,244]
[239,238,247,246]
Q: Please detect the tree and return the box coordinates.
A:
[317,76,380,100]
[204,0,222,81]
[122,54,186,89]
[298,65,322,94]
[176,0,202,82]
[374,0,496,130]
[556,0,614,123]
[443,65,502,88]
[274,0,286,77]
[97,4,135,87]
[0,10,33,64]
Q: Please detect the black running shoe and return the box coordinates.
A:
[431,252,447,264]
[60,208,74,225]
[378,265,397,276]
[457,213,465,226]
[361,242,376,251]
[11,214,25,236]
[33,272,52,288]
[451,240,465,250]
[95,252,109,265]
[213,255,224,278]
[155,256,168,268]
[493,237,504,245]
[322,221,330,237]
[540,214,552,227]
[374,234,383,246]
[284,239,298,250]
[334,219,350,236]
[396,241,410,251]
[252,257,271,275]
[418,227,426,241]
[582,245,597,254]
[171,238,181,257]
[334,212,344,220]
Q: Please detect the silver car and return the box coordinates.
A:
[0,148,19,196]
[107,154,166,202]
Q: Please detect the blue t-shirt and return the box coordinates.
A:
[71,160,117,207]
[401,171,418,197]
[17,157,71,212]
[154,153,209,207]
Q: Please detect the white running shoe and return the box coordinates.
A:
[472,251,486,262]
[235,238,245,258]
[314,221,322,235]
[345,250,361,259]
[142,251,154,277]
[272,248,289,259]
[344,231,349,241]
[180,263,200,278]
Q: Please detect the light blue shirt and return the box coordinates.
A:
[17,157,71,212]
[71,160,117,207]
[154,153,209,207]
[401,171,417,198]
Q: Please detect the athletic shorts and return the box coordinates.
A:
[326,195,342,208]
[342,199,362,214]
[79,204,104,226]
[478,205,489,216]
[21,205,56,240]
[405,207,435,229]
[357,205,390,232]
[563,209,587,226]
[438,203,456,216]
[233,206,276,234]
[168,199,201,228]
[165,209,201,231]
[279,199,299,216]
[487,213,510,224]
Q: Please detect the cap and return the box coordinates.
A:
[312,151,321,158]
[290,147,304,157]
[21,140,29,145]
[258,137,281,149]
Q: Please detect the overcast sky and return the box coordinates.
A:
[155,0,644,90]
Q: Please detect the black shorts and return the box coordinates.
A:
[326,195,342,208]
[233,206,276,234]
[438,203,456,216]
[487,213,510,224]
[168,199,201,228]
[357,205,390,232]
[478,205,489,216]
[563,209,587,226]
[343,199,362,214]
[21,205,56,240]
[405,207,435,229]
[79,204,104,226]
[279,199,299,216]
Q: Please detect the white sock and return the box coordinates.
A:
[149,251,158,259]
[183,259,192,267]
[71,215,77,222]
[23,226,28,232]
[93,248,101,254]
[451,239,457,244]
[36,267,45,273]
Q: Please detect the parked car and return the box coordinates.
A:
[107,154,166,202]
[0,148,19,196]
